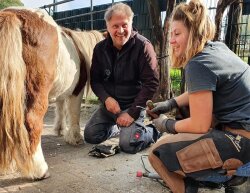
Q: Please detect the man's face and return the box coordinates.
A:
[106,14,132,50]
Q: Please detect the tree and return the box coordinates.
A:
[147,0,176,101]
[214,0,239,41]
[224,0,242,52]
[214,0,242,54]
[0,0,23,10]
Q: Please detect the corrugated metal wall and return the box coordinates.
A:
[132,0,152,41]
[54,1,131,30]
[53,0,153,41]
[52,0,186,42]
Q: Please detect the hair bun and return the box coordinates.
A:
[188,0,204,15]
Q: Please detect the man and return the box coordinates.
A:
[84,2,159,154]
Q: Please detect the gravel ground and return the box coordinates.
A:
[0,104,227,193]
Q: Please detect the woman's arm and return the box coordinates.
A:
[175,91,189,107]
[175,90,213,133]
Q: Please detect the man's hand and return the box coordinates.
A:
[152,114,177,134]
[116,112,134,127]
[105,97,121,114]
[150,98,178,114]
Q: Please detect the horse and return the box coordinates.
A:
[0,7,104,180]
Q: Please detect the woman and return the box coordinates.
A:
[147,0,250,193]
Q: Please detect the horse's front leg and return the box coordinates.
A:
[54,100,68,136]
[64,90,84,145]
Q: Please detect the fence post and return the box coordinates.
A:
[90,0,93,30]
[53,0,57,12]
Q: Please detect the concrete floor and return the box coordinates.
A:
[0,104,225,193]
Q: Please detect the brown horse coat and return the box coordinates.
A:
[0,7,104,179]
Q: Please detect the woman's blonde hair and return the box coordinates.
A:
[169,0,215,68]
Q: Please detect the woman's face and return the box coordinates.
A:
[170,20,190,58]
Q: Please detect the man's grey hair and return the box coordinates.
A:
[104,2,134,23]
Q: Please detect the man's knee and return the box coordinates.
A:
[119,123,155,154]
[119,137,137,154]
[84,129,99,144]
[84,124,105,144]
[119,143,142,154]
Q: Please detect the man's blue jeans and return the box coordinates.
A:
[84,105,157,154]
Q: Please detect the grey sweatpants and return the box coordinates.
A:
[84,105,156,154]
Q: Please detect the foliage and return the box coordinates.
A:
[83,96,100,104]
[170,69,182,96]
[0,0,23,9]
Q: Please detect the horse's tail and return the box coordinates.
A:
[0,11,31,174]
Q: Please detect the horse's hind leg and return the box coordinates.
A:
[12,7,59,179]
[29,141,50,180]
[64,90,84,145]
[21,102,50,180]
[15,139,49,180]
[54,100,68,136]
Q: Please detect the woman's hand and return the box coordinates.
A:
[152,114,177,134]
[150,98,178,114]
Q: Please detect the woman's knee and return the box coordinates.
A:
[148,145,162,168]
[148,150,155,164]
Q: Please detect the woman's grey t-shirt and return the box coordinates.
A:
[185,41,250,130]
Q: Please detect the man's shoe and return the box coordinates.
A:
[225,186,235,193]
[224,177,249,193]
[224,176,247,187]
[184,177,199,193]
[199,181,223,189]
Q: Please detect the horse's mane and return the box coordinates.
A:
[76,30,104,53]
[61,28,104,60]
[61,28,104,97]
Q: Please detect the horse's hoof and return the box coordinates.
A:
[76,139,84,145]
[42,170,51,179]
[34,170,50,181]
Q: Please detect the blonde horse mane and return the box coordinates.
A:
[0,11,31,174]
[62,28,104,97]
